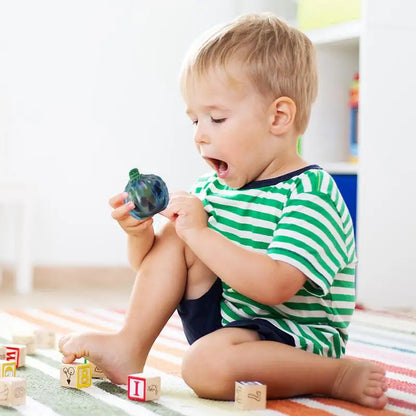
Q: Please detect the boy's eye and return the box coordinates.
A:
[211,117,226,124]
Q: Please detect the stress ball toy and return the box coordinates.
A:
[124,168,169,220]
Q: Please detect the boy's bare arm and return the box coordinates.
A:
[189,227,305,305]
[162,192,306,306]
[110,192,156,272]
[126,222,155,271]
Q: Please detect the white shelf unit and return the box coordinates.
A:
[301,20,360,175]
[305,20,361,46]
[321,162,358,175]
[300,3,416,309]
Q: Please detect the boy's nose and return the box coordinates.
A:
[194,126,210,144]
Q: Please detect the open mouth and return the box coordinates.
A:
[205,157,229,179]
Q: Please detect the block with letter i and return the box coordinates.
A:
[60,362,92,389]
[0,360,16,377]
[235,381,267,410]
[4,345,26,368]
[0,377,26,406]
[128,373,161,402]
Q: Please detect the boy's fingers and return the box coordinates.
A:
[109,192,129,208]
[111,201,135,220]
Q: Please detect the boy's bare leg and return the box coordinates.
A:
[182,328,388,409]
[59,222,216,384]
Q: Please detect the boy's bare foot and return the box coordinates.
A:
[332,358,388,409]
[58,331,145,385]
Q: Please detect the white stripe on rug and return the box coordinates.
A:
[291,397,361,416]
[347,342,416,368]
[19,396,63,416]
[349,326,416,352]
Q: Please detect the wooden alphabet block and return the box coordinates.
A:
[34,329,56,349]
[235,381,267,410]
[0,377,26,406]
[60,363,92,389]
[12,334,36,355]
[0,346,5,360]
[4,345,26,368]
[128,373,161,402]
[84,360,106,379]
[0,360,16,377]
[90,363,106,379]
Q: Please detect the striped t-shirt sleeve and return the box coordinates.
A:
[268,191,352,297]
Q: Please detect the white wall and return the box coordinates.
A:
[356,0,416,309]
[0,0,291,267]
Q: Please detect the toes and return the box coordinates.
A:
[58,335,69,351]
[373,395,388,410]
[362,396,387,410]
[62,353,76,364]
[364,385,384,398]
[369,369,386,380]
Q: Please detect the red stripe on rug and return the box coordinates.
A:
[347,343,416,366]
[314,397,406,416]
[387,378,416,394]
[111,309,127,315]
[267,399,334,415]
[5,309,70,334]
[75,308,124,324]
[158,332,188,347]
[146,354,181,376]
[355,305,416,321]
[346,356,416,379]
[42,309,112,332]
[387,397,416,412]
[103,309,187,339]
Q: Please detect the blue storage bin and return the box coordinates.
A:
[332,174,357,235]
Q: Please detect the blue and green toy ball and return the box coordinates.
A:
[124,168,169,220]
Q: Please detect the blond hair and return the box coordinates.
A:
[181,13,318,133]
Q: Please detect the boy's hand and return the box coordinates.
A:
[160,191,207,242]
[109,192,153,236]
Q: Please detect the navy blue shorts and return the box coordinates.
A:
[177,278,295,346]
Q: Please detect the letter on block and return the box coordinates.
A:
[60,363,92,389]
[235,381,267,410]
[128,373,161,402]
[91,364,106,379]
[0,360,16,377]
[85,360,106,379]
[12,334,36,355]
[34,329,56,349]
[0,377,26,406]
[4,345,26,368]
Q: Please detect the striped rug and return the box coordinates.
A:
[0,308,415,416]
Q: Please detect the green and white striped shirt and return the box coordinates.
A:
[192,166,356,358]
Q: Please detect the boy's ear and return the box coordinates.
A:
[268,97,296,135]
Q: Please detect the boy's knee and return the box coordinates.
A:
[181,336,233,399]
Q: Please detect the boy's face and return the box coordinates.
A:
[184,65,278,189]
